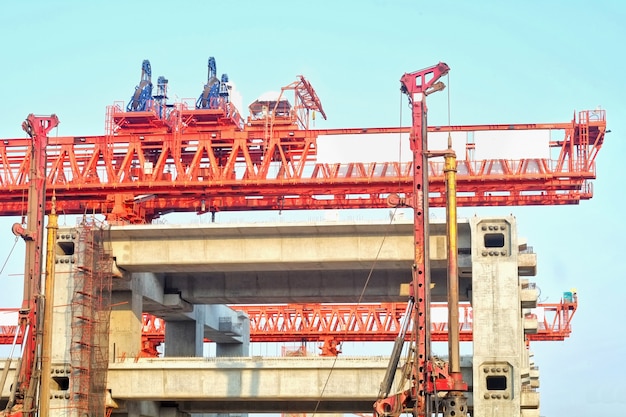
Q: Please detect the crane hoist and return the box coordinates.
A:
[196,56,230,109]
[126,59,153,112]
[374,62,468,417]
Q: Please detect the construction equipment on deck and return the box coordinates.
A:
[126,60,153,112]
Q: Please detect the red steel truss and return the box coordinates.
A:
[0,100,606,222]
[224,301,578,343]
[0,301,577,346]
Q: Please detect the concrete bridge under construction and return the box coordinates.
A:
[1,216,544,417]
[2,357,483,414]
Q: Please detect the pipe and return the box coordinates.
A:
[442,142,467,417]
[444,150,460,374]
[377,298,415,399]
[0,324,22,409]
[5,325,29,412]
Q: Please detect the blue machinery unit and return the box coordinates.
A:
[126,59,153,112]
[126,57,231,114]
[196,56,230,109]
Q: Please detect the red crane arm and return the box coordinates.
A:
[0,107,605,222]
[0,301,578,345]
[226,301,578,343]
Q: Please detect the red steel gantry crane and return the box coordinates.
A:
[0,300,578,347]
[0,68,605,220]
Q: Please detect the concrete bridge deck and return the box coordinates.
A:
[1,357,474,414]
[109,219,536,304]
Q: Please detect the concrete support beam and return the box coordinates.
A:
[202,305,247,345]
[170,269,420,303]
[101,356,475,413]
[110,222,424,273]
[214,310,250,357]
[108,220,535,304]
[159,304,250,357]
[111,271,251,358]
[108,221,480,304]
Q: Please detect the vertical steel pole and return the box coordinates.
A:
[40,198,58,417]
[15,114,58,417]
[441,144,468,417]
[445,152,460,375]
[400,63,449,417]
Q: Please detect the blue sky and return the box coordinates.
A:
[1,1,625,415]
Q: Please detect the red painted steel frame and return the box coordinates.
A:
[400,61,450,416]
[0,301,578,346]
[11,115,59,417]
[0,108,605,223]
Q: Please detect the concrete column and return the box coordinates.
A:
[51,228,80,363]
[202,414,243,417]
[110,290,143,361]
[125,400,160,417]
[164,320,203,356]
[109,403,190,417]
[471,217,523,417]
[161,407,191,417]
[43,227,81,415]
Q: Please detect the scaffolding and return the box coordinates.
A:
[69,220,112,417]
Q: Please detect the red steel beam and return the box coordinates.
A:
[0,301,578,345]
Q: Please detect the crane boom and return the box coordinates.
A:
[374,62,473,417]
[405,61,450,416]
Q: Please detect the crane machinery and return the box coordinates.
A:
[126,59,153,112]
[196,56,230,109]
[0,56,604,221]
[0,57,606,417]
[153,75,170,120]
